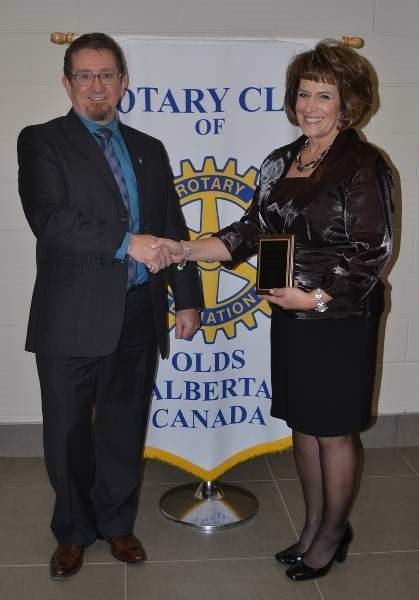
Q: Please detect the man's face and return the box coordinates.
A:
[62,48,127,124]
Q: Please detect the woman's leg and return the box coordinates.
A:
[302,433,359,568]
[291,430,324,552]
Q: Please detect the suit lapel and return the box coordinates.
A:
[61,110,125,208]
[119,123,149,225]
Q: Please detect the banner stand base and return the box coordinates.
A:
[159,480,258,531]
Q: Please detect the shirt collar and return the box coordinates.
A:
[78,114,122,140]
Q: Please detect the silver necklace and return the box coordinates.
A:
[294,139,332,172]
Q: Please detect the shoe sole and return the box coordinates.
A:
[50,561,83,580]
[111,551,146,564]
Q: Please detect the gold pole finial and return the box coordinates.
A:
[340,36,364,49]
[50,32,77,45]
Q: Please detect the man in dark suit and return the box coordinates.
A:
[17,32,202,579]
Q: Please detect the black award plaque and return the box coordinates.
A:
[256,234,295,294]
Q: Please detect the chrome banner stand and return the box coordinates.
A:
[159,480,258,531]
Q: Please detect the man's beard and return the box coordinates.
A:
[86,101,113,123]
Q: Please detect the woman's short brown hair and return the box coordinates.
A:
[284,39,373,129]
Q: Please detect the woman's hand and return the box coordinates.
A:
[260,287,317,311]
[151,238,184,263]
[127,234,173,273]
[260,286,331,311]
[151,237,232,263]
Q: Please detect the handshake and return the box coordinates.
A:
[127,235,190,274]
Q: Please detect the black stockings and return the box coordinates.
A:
[292,430,360,568]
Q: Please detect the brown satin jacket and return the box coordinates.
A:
[215,128,394,318]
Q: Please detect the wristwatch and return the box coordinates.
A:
[314,288,328,313]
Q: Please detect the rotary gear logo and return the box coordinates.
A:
[168,157,271,343]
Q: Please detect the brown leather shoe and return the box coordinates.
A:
[109,534,146,563]
[50,544,84,579]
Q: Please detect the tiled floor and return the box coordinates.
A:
[0,448,418,599]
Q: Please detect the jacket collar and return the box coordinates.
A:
[276,128,361,185]
[60,109,146,211]
[118,121,146,202]
[61,109,123,202]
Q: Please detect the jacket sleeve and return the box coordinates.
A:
[213,151,287,267]
[17,126,126,267]
[159,143,203,310]
[212,184,263,268]
[321,155,394,308]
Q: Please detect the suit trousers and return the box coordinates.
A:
[36,283,158,546]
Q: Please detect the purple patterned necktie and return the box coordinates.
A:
[95,127,136,288]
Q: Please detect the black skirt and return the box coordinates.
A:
[270,309,381,436]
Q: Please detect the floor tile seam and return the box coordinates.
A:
[0,563,50,568]
[142,481,205,487]
[0,484,51,489]
[348,548,419,556]
[221,478,275,483]
[314,580,326,600]
[137,556,285,564]
[348,548,419,557]
[2,551,417,569]
[0,561,125,567]
[265,459,299,540]
[142,479,275,486]
[272,474,418,481]
[0,557,279,569]
[396,447,419,476]
[362,474,418,479]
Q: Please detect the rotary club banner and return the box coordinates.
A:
[119,38,311,479]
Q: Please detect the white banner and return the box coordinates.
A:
[119,38,311,479]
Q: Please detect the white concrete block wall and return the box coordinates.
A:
[0,0,417,421]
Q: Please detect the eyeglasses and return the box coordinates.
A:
[70,71,122,86]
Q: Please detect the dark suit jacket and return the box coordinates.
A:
[17,109,202,357]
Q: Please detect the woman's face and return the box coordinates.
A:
[295,78,341,146]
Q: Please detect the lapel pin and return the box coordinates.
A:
[138,157,143,165]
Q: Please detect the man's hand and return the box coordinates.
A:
[175,308,201,339]
[127,234,173,273]
[151,238,184,263]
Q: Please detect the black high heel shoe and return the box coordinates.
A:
[275,544,302,565]
[286,522,353,581]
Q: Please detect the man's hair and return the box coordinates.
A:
[63,32,127,78]
[284,39,373,129]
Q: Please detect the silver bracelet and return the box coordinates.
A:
[314,288,328,313]
[177,240,192,271]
